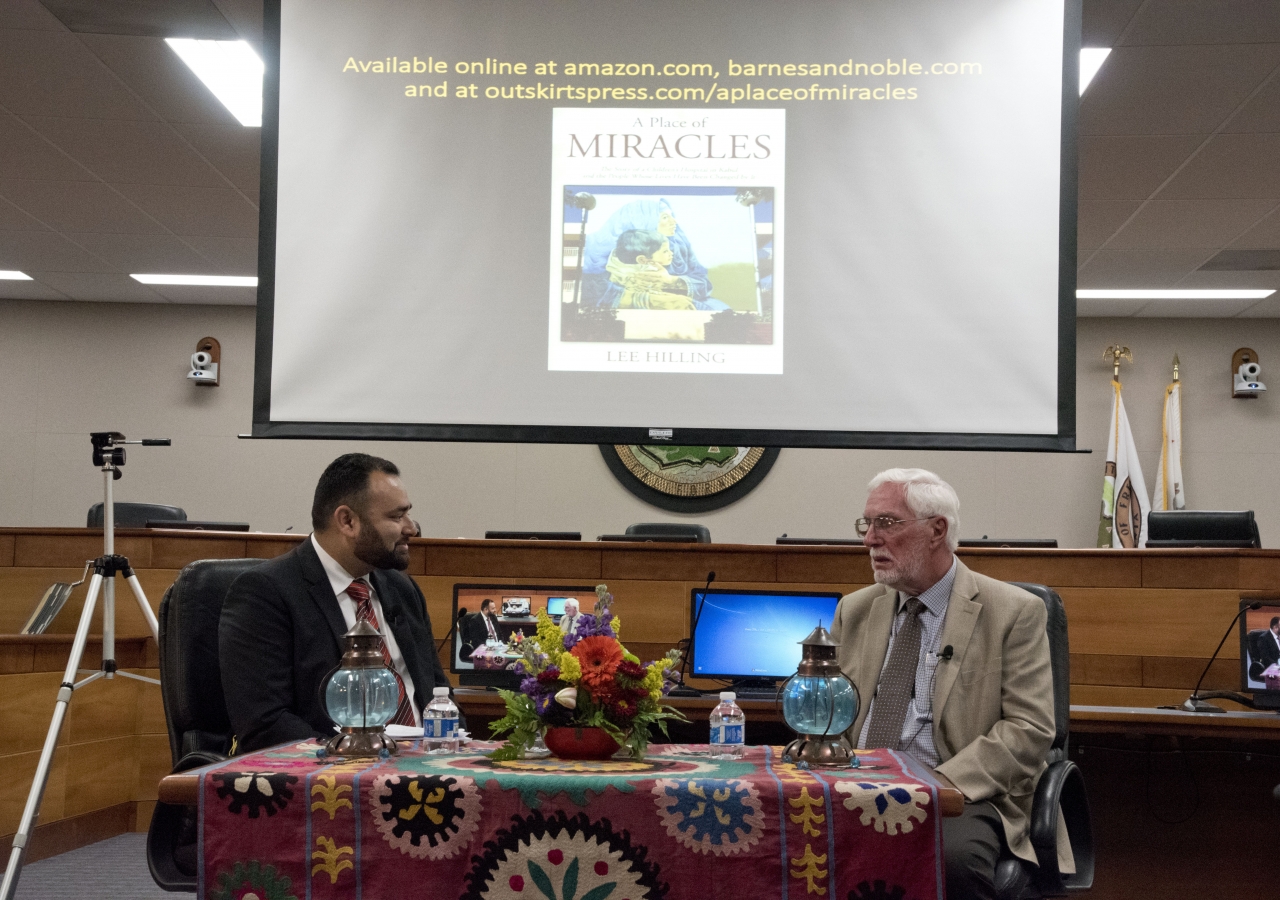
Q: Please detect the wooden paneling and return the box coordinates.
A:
[0,747,67,835]
[1057,588,1240,658]
[0,802,136,864]
[775,550,873,584]
[602,548,777,582]
[1141,553,1240,589]
[151,535,247,568]
[1,671,66,756]
[1070,653,1142,686]
[1142,655,1237,691]
[0,534,14,567]
[961,551,1143,588]
[14,532,152,568]
[246,537,303,560]
[1239,555,1280,590]
[1069,683,1253,710]
[426,543,602,579]
[63,735,138,818]
[66,674,139,744]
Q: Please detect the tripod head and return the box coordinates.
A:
[90,432,171,479]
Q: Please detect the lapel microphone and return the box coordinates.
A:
[933,645,954,661]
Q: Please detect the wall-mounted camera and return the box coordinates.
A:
[1233,347,1266,398]
[188,336,221,386]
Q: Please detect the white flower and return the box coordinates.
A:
[554,687,578,709]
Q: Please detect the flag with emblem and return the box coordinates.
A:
[1153,370,1185,511]
[1097,380,1151,548]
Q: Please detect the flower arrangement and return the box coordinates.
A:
[489,585,684,760]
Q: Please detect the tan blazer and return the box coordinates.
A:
[831,559,1072,871]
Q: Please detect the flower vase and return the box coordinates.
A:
[543,726,621,760]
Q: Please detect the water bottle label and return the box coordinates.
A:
[424,717,458,738]
[710,724,744,745]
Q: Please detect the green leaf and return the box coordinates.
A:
[579,883,617,900]
[563,857,580,900]
[527,860,558,900]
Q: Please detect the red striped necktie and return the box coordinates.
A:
[346,578,416,726]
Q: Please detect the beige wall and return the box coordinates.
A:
[2,298,1278,547]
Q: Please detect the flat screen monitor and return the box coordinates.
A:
[252,0,1079,452]
[689,588,843,682]
[451,583,594,686]
[1241,601,1280,709]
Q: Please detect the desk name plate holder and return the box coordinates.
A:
[0,432,170,900]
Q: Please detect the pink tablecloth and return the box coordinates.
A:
[199,742,942,900]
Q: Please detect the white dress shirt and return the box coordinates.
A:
[311,534,419,725]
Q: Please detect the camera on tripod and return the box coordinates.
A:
[91,431,171,479]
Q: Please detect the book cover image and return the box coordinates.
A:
[548,108,785,375]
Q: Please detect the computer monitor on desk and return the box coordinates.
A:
[688,589,842,693]
[1242,601,1280,709]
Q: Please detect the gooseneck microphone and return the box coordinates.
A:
[1183,601,1262,713]
[436,606,469,655]
[670,571,715,696]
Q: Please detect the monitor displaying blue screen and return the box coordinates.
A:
[690,589,842,679]
[546,597,570,617]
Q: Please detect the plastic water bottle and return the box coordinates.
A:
[709,691,745,759]
[423,686,459,754]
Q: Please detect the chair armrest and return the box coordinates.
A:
[146,750,228,892]
[1029,760,1095,895]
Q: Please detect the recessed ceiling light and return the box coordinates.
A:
[1080,47,1110,95]
[131,274,258,286]
[1077,289,1276,300]
[166,38,263,127]
[0,270,33,280]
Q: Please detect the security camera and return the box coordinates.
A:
[1234,360,1266,397]
[188,349,218,385]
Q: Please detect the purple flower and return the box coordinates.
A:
[562,632,581,650]
[520,676,539,696]
[534,693,555,715]
[513,661,526,675]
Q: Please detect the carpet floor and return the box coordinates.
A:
[12,834,172,899]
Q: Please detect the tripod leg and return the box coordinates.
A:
[124,572,160,643]
[0,573,105,900]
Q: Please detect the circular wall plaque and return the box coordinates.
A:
[599,444,780,513]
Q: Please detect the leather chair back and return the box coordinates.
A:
[88,502,186,528]
[157,558,261,766]
[625,522,712,543]
[1009,582,1070,761]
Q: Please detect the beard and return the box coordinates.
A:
[353,518,410,571]
[871,547,928,592]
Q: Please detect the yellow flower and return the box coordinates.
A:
[535,611,563,664]
[558,653,582,684]
[612,615,622,639]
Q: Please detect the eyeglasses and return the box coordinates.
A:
[854,516,934,536]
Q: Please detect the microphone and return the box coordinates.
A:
[933,645,954,661]
[567,191,597,210]
[670,571,715,696]
[435,606,470,655]
[1183,602,1262,712]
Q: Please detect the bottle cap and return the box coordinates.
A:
[433,686,450,697]
[720,691,736,702]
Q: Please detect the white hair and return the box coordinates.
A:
[868,468,961,552]
[564,598,579,611]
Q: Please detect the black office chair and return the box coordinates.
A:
[624,522,712,543]
[993,582,1094,898]
[147,558,261,892]
[87,502,186,528]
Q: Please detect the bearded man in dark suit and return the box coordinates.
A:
[219,453,453,753]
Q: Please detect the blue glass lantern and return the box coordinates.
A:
[781,624,859,767]
[321,619,400,757]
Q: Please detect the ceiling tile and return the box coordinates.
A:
[77,33,239,126]
[1107,199,1277,250]
[1175,268,1280,291]
[1229,207,1280,249]
[24,116,229,187]
[211,0,263,44]
[64,232,212,273]
[1159,134,1280,200]
[0,229,112,272]
[37,0,238,38]
[0,0,68,31]
[1078,134,1205,201]
[0,112,96,182]
[115,184,259,237]
[181,235,258,273]
[1121,0,1280,45]
[0,279,67,300]
[34,271,167,302]
[1076,297,1146,317]
[0,196,49,231]
[0,29,155,120]
[1237,295,1280,317]
[1224,73,1280,134]
[1077,249,1213,287]
[1081,0,1145,48]
[1078,200,1141,250]
[1133,297,1257,317]
[145,283,256,304]
[1199,248,1280,271]
[1079,44,1280,136]
[0,179,165,234]
[171,124,261,198]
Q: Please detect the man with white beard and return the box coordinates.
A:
[831,468,1070,900]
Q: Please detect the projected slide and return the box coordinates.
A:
[260,0,1075,449]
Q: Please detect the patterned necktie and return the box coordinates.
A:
[346,578,416,726]
[864,597,926,750]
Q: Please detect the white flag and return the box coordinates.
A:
[1153,381,1185,511]
[1097,380,1151,548]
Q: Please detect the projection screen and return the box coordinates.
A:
[253,0,1079,450]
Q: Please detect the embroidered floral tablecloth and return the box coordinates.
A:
[198,742,941,900]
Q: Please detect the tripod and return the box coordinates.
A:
[1,432,170,900]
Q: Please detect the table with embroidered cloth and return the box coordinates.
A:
[191,741,952,900]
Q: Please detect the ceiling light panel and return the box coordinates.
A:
[165,38,263,126]
[131,274,258,286]
[0,270,33,280]
[1077,289,1275,299]
[1079,47,1110,95]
